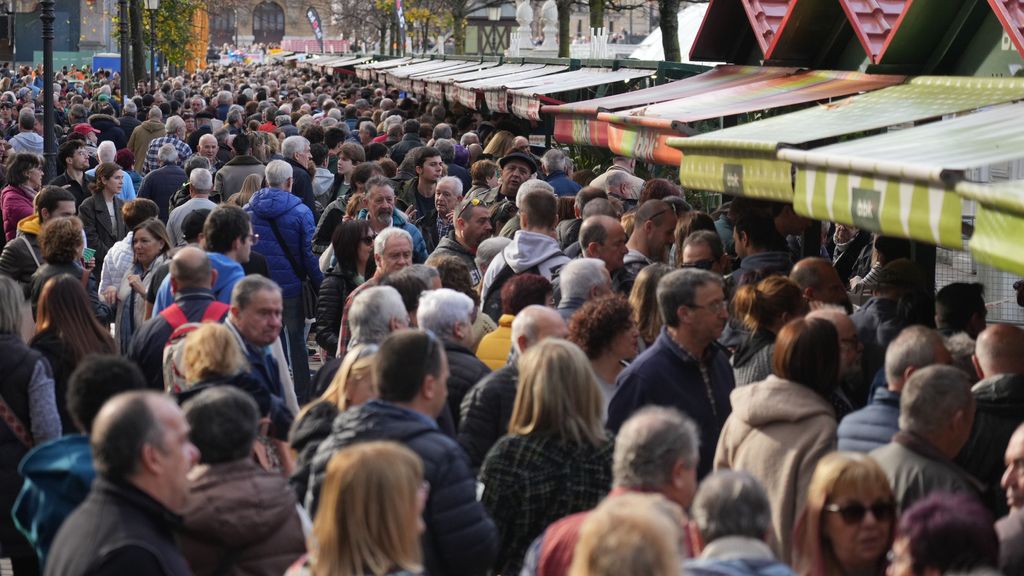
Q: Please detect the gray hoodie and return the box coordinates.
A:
[480,230,569,303]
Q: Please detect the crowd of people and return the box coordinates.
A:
[0,59,1020,576]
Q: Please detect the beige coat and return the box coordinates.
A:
[713,374,836,563]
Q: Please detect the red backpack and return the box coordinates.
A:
[160,301,230,393]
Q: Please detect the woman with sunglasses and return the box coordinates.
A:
[314,220,374,357]
[794,453,895,576]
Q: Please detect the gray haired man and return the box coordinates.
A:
[685,470,796,575]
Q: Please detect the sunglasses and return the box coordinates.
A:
[360,234,375,246]
[824,501,896,524]
[682,259,715,271]
[457,197,483,220]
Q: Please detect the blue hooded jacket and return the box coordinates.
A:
[13,435,94,567]
[247,187,323,299]
[356,208,429,264]
[152,251,246,315]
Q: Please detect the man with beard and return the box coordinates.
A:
[467,151,536,207]
[836,325,950,453]
[357,176,428,263]
[431,196,493,286]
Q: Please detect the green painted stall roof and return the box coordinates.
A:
[778,101,1024,184]
[671,76,1024,154]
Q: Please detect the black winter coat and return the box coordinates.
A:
[0,333,44,558]
[29,328,80,432]
[314,266,361,354]
[118,114,141,141]
[138,166,188,223]
[287,400,337,504]
[45,478,192,576]
[89,114,127,150]
[444,341,491,430]
[285,158,317,217]
[457,364,518,471]
[957,373,1024,517]
[306,400,498,576]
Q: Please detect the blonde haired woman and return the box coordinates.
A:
[227,173,265,207]
[180,323,295,446]
[793,453,895,576]
[482,130,515,159]
[568,493,687,576]
[287,441,425,576]
[480,339,613,575]
[289,345,378,503]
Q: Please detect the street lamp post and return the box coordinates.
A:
[40,0,55,179]
[146,0,159,94]
[119,0,129,100]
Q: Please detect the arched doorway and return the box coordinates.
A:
[209,8,237,48]
[252,1,285,45]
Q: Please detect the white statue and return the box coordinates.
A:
[516,0,534,47]
[540,0,558,50]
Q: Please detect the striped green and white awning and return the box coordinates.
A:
[670,76,1024,202]
[957,181,1024,275]
[779,102,1024,249]
[792,169,963,247]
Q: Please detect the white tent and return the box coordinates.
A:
[629,3,721,64]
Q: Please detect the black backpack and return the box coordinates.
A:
[482,262,541,323]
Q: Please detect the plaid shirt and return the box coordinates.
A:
[480,433,613,575]
[142,135,193,174]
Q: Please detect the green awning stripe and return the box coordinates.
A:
[969,205,1024,276]
[956,180,1024,217]
[679,152,794,201]
[795,168,963,248]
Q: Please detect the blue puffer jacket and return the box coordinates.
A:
[356,208,429,264]
[247,187,324,299]
[836,386,900,453]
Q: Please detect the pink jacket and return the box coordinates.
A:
[1,184,35,241]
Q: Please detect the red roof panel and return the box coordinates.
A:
[988,0,1024,59]
[741,0,794,55]
[839,0,906,63]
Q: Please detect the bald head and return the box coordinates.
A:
[511,304,567,354]
[790,257,849,308]
[170,246,213,290]
[975,324,1024,378]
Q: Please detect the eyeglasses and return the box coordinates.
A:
[686,300,728,313]
[247,233,260,245]
[681,259,715,271]
[457,197,483,220]
[824,501,895,524]
[360,234,375,246]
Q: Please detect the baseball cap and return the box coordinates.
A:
[72,123,100,136]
